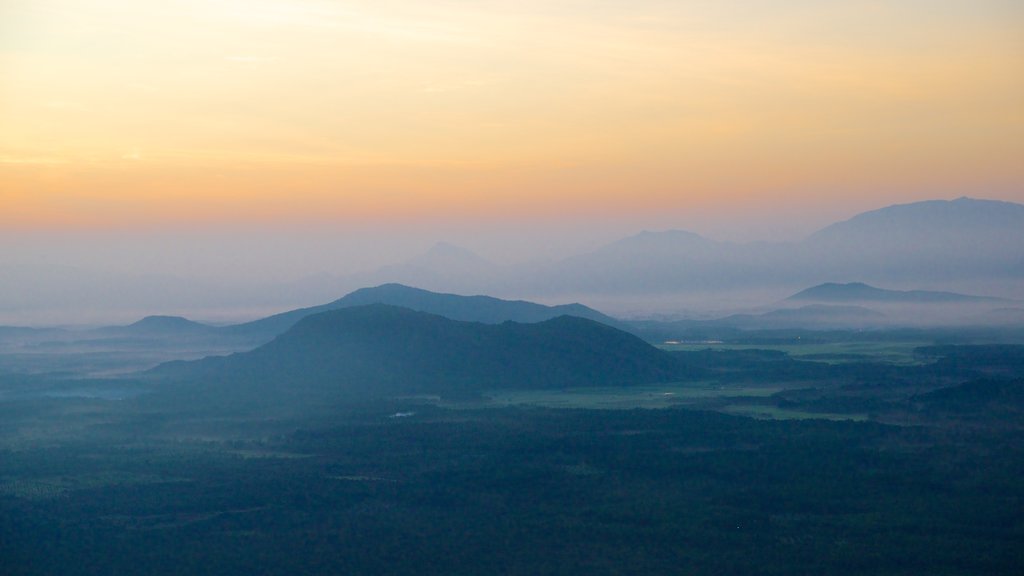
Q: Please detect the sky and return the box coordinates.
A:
[1,0,1023,317]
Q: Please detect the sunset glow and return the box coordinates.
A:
[2,0,1023,229]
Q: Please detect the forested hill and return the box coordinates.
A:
[226,283,620,341]
[153,304,688,404]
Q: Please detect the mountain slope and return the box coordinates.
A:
[227,283,620,341]
[808,197,1024,245]
[800,197,1024,282]
[155,304,689,403]
[534,229,789,294]
[516,197,1024,299]
[788,282,1001,304]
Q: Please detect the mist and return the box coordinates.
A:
[2,197,1022,327]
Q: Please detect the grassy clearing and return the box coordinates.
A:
[721,403,869,422]
[435,383,785,411]
[0,472,188,501]
[658,340,931,365]
[431,382,874,422]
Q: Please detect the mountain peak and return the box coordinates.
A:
[413,241,491,265]
[156,304,686,403]
[788,282,998,303]
[228,284,620,340]
[121,315,210,333]
[587,229,718,259]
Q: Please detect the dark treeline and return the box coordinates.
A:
[2,406,1022,575]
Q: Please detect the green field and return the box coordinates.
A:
[720,403,869,422]
[425,382,870,420]
[473,383,784,409]
[658,339,930,365]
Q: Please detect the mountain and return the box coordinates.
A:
[227,283,621,342]
[400,241,495,275]
[0,326,68,350]
[808,197,1024,246]
[355,242,502,294]
[154,304,689,404]
[6,197,1021,326]
[531,229,786,294]
[788,282,1001,304]
[507,197,1024,305]
[801,197,1024,282]
[111,315,214,335]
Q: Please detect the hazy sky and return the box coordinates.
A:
[2,0,1022,238]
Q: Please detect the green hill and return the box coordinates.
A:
[155,304,689,405]
[227,283,621,341]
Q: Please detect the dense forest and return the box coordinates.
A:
[2,342,1023,575]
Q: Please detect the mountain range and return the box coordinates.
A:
[354,197,1024,308]
[2,197,1021,325]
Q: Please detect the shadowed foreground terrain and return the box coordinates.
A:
[1,404,1022,576]
[2,290,1023,575]
[2,337,1023,575]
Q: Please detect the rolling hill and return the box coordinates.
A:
[154,304,688,404]
[788,282,1001,304]
[226,283,621,341]
[101,315,215,336]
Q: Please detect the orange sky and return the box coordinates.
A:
[2,0,1023,230]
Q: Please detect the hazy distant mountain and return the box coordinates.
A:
[532,230,786,294]
[4,197,1021,326]
[0,325,65,344]
[403,241,494,274]
[800,197,1024,282]
[154,304,687,403]
[789,282,1001,304]
[360,242,502,293]
[228,283,621,341]
[808,197,1024,247]
[511,197,1024,302]
[103,315,215,336]
[0,261,321,327]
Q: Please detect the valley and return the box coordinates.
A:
[1,283,1022,575]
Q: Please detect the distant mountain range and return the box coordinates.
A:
[2,197,1021,325]
[227,283,620,342]
[361,197,1023,305]
[152,304,688,404]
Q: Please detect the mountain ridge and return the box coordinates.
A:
[153,304,690,404]
[225,283,621,341]
[788,282,1003,304]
